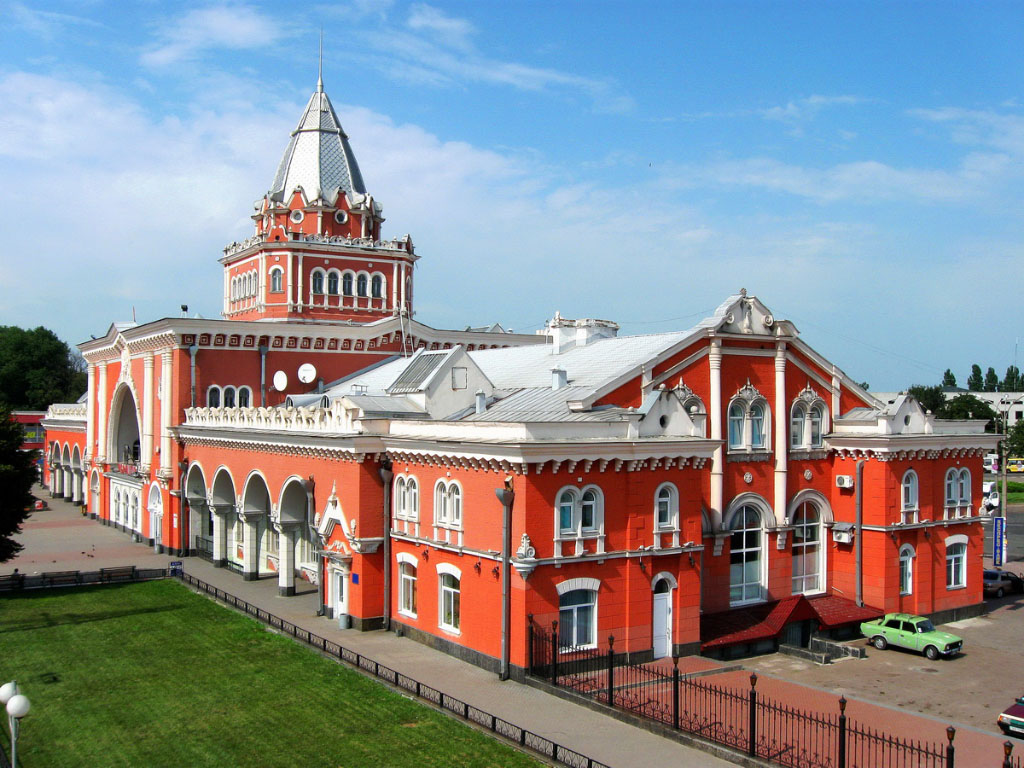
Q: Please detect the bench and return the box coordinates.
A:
[0,573,24,591]
[42,570,81,587]
[100,566,137,583]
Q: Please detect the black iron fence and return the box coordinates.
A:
[528,617,976,768]
[172,571,610,768]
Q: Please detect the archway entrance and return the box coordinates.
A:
[148,484,163,552]
[652,575,675,659]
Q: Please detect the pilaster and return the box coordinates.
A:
[709,339,723,530]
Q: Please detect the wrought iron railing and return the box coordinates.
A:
[194,536,214,561]
[528,617,968,768]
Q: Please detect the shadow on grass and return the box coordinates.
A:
[1,603,190,634]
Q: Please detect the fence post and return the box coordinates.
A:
[1005,740,1014,768]
[672,656,680,730]
[838,696,847,768]
[527,615,535,675]
[748,672,758,758]
[550,620,559,686]
[607,635,615,707]
[945,725,955,768]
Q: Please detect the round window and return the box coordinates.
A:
[659,415,669,428]
[290,210,305,223]
[334,210,348,224]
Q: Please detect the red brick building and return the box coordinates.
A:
[42,78,996,675]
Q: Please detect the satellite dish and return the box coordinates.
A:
[272,370,288,392]
[298,363,318,384]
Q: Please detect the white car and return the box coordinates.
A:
[983,481,1000,511]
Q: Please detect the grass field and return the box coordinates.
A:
[0,580,539,768]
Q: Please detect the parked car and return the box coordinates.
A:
[986,453,1000,473]
[998,696,1024,737]
[983,481,1000,511]
[1009,458,1024,473]
[984,569,1024,598]
[859,613,963,660]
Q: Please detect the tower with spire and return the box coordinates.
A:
[220,75,417,324]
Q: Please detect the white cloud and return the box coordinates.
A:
[760,95,866,124]
[407,3,476,52]
[910,107,1024,158]
[8,2,103,38]
[140,4,285,68]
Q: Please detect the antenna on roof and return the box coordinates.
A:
[317,29,324,92]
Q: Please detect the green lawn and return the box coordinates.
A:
[0,580,538,768]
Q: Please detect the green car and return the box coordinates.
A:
[859,613,963,660]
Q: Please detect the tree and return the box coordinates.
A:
[985,367,1000,392]
[942,369,957,387]
[0,326,87,410]
[0,405,36,561]
[1003,365,1022,393]
[939,393,998,430]
[1005,419,1024,459]
[967,364,983,391]
[907,384,945,415]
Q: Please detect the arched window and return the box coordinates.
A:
[223,386,236,408]
[207,386,221,408]
[728,402,745,449]
[559,588,597,649]
[558,490,576,534]
[809,403,824,447]
[399,561,417,616]
[327,271,339,295]
[554,486,605,556]
[342,272,354,296]
[655,484,678,530]
[946,541,966,589]
[371,274,384,299]
[408,478,419,520]
[729,504,763,605]
[270,268,283,293]
[237,387,251,408]
[791,501,821,595]
[439,572,460,632]
[434,482,448,525]
[357,273,368,297]
[750,403,765,449]
[790,404,806,449]
[899,544,915,596]
[311,270,325,294]
[902,470,918,523]
[448,484,462,527]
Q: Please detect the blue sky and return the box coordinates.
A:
[2,1,1023,391]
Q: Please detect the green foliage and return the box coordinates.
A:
[907,384,945,415]
[1003,365,1022,392]
[857,380,870,391]
[967,364,983,391]
[940,393,997,429]
[0,326,86,410]
[0,404,36,561]
[985,367,999,392]
[1006,420,1024,459]
[942,368,957,387]
[0,581,541,768]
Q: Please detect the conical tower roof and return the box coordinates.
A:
[268,82,367,206]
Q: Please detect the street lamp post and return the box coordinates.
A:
[0,681,30,767]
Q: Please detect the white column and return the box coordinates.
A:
[96,364,108,462]
[296,253,303,312]
[212,508,228,566]
[63,467,73,499]
[86,364,95,463]
[391,260,399,313]
[774,342,788,526]
[709,339,724,530]
[142,354,154,470]
[243,517,260,579]
[278,526,296,596]
[160,350,172,475]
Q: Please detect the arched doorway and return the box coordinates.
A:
[185,464,209,558]
[210,469,236,567]
[241,474,271,580]
[148,483,163,552]
[109,384,142,472]
[278,478,312,596]
[90,470,100,519]
[61,444,71,500]
[70,446,83,504]
[651,573,676,659]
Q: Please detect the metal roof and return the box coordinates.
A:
[345,395,426,417]
[462,386,629,423]
[386,349,452,394]
[268,84,367,206]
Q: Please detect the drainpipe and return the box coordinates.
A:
[258,344,269,406]
[855,458,866,607]
[379,458,394,631]
[495,477,515,681]
[188,343,199,408]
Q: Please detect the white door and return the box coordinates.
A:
[335,570,349,628]
[652,581,672,659]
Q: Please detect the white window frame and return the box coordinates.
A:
[237,386,252,408]
[790,390,828,450]
[342,271,354,297]
[901,470,919,524]
[899,543,915,596]
[554,485,605,557]
[946,536,967,589]
[791,500,823,595]
[371,273,385,299]
[944,468,971,519]
[222,386,237,409]
[327,270,340,296]
[207,385,221,408]
[311,269,325,295]
[556,578,600,651]
[726,390,771,453]
[727,502,765,606]
[432,480,463,545]
[356,272,369,298]
[437,564,461,634]
[396,553,418,618]
[653,482,680,548]
[270,267,283,293]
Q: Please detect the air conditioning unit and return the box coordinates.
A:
[835,475,855,489]
[833,527,854,544]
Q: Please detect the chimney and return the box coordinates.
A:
[552,368,568,391]
[475,390,487,414]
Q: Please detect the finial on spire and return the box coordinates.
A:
[317,29,324,92]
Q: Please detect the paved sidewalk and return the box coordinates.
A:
[4,494,733,768]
